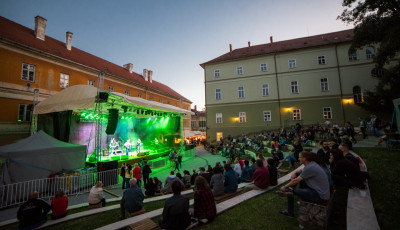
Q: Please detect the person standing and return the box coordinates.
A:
[142,161,152,187]
[17,191,51,229]
[177,152,182,170]
[124,165,132,190]
[359,117,367,139]
[133,163,142,188]
[124,139,131,156]
[120,163,126,189]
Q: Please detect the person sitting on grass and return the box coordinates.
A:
[51,189,68,220]
[191,169,199,185]
[210,166,225,197]
[339,144,360,169]
[192,176,217,223]
[248,159,270,190]
[154,177,162,194]
[145,177,157,197]
[329,149,364,189]
[199,167,212,184]
[240,160,253,182]
[159,181,191,230]
[267,158,278,186]
[183,170,192,189]
[161,171,184,195]
[234,159,242,177]
[277,151,330,218]
[224,163,238,193]
[317,140,331,166]
[120,178,144,219]
[17,191,51,230]
[291,140,303,162]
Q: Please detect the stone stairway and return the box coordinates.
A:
[353,135,381,148]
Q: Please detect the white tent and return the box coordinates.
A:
[0,130,86,184]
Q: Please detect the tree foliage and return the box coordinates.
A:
[338,0,400,114]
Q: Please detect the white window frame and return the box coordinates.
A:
[108,85,114,92]
[239,112,246,123]
[291,81,299,94]
[366,46,376,59]
[288,59,296,69]
[18,104,32,122]
[124,90,130,96]
[237,66,243,75]
[318,55,326,65]
[238,86,245,98]
[353,86,363,104]
[216,132,223,141]
[293,109,301,120]
[88,80,95,86]
[214,70,220,78]
[262,84,269,96]
[191,121,197,127]
[21,63,36,82]
[348,52,357,61]
[263,110,271,122]
[260,63,267,72]
[199,120,206,127]
[215,88,221,100]
[323,107,332,119]
[320,78,329,92]
[59,73,69,88]
[216,113,222,124]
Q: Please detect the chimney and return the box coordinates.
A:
[248,41,251,47]
[270,36,273,45]
[34,16,47,40]
[143,69,148,81]
[229,44,232,54]
[65,32,73,51]
[123,63,133,73]
[148,70,153,83]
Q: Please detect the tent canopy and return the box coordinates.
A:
[0,130,86,183]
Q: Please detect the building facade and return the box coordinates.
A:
[201,29,380,142]
[191,105,206,132]
[0,16,191,145]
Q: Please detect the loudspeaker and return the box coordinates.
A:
[98,92,109,102]
[97,160,118,172]
[105,109,118,135]
[97,160,118,187]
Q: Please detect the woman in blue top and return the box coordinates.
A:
[224,163,238,193]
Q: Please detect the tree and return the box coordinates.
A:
[338,0,400,115]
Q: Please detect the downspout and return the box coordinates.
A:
[274,53,283,128]
[335,45,346,123]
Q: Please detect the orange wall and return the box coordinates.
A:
[0,98,33,122]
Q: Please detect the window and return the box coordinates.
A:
[318,56,326,65]
[320,78,329,91]
[239,112,246,123]
[149,96,153,101]
[138,93,142,98]
[237,66,243,75]
[291,81,299,94]
[124,90,130,96]
[348,52,357,61]
[262,84,269,96]
[260,63,267,72]
[159,99,163,103]
[59,73,69,88]
[238,86,245,98]
[199,121,206,127]
[288,59,296,69]
[18,104,32,122]
[215,88,221,100]
[167,101,170,104]
[21,63,35,82]
[216,113,222,123]
[263,110,271,122]
[108,86,114,92]
[293,109,301,120]
[371,68,384,78]
[366,46,376,59]
[214,70,220,78]
[216,132,223,141]
[191,121,197,127]
[323,107,332,119]
[353,86,362,104]
[88,80,95,86]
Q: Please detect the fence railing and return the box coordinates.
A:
[0,168,120,209]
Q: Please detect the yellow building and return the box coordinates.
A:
[0,16,191,145]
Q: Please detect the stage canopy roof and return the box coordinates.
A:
[33,85,192,115]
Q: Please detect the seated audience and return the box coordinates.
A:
[154,177,162,193]
[251,158,258,172]
[339,144,360,169]
[199,167,212,184]
[257,154,267,168]
[267,158,278,186]
[191,169,199,185]
[17,191,51,230]
[291,140,303,161]
[51,189,68,220]
[161,171,184,195]
[248,159,270,190]
[317,140,331,166]
[145,178,157,197]
[192,176,217,223]
[240,160,253,182]
[159,181,191,230]
[277,151,330,218]
[121,178,145,219]
[88,181,106,208]
[330,149,364,189]
[234,159,242,177]
[210,166,225,197]
[224,163,238,193]
[183,170,192,189]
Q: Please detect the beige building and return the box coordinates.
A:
[191,105,206,132]
[201,29,381,142]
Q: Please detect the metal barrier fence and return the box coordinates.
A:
[0,168,120,209]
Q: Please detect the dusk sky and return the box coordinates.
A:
[0,0,351,110]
